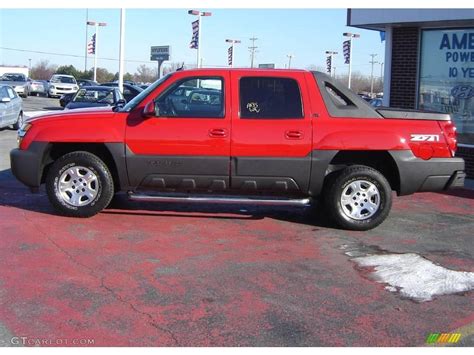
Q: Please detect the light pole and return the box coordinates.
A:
[226,39,241,67]
[28,58,32,72]
[84,9,88,71]
[87,20,107,82]
[118,9,125,94]
[369,54,378,97]
[343,32,360,89]
[325,51,338,77]
[287,54,294,69]
[188,10,212,68]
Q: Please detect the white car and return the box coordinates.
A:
[48,74,79,98]
[0,84,23,129]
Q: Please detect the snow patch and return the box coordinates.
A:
[353,253,474,302]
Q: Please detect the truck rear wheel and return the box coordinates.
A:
[325,165,392,231]
[46,151,114,217]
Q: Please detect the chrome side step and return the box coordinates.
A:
[128,192,311,206]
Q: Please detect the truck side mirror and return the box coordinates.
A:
[142,101,156,118]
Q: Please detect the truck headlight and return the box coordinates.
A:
[17,123,31,147]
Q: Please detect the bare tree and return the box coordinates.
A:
[163,62,185,76]
[133,64,157,84]
[29,60,57,80]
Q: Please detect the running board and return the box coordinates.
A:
[128,192,311,206]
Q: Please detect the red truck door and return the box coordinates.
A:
[125,71,231,191]
[230,71,313,194]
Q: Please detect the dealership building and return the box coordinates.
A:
[348,9,474,177]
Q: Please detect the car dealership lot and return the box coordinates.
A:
[0,128,473,346]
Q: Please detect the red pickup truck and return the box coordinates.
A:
[10,69,465,230]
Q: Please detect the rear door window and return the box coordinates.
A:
[239,77,303,119]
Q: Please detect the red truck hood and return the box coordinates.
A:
[26,106,116,124]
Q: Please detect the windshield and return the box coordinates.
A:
[1,74,26,82]
[120,74,172,112]
[73,88,115,104]
[51,76,77,84]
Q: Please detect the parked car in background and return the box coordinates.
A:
[64,86,125,110]
[48,74,79,98]
[77,79,98,87]
[28,80,46,96]
[100,82,143,102]
[0,73,30,98]
[0,84,23,129]
[139,84,149,90]
[370,98,384,108]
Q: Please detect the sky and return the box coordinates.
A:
[0,8,385,77]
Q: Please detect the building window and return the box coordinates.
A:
[419,28,474,146]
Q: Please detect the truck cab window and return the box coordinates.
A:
[240,77,303,119]
[155,77,224,118]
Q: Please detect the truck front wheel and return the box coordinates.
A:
[46,151,114,217]
[325,165,392,231]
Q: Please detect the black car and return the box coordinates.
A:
[59,92,75,108]
[77,79,99,87]
[64,86,125,110]
[100,82,143,102]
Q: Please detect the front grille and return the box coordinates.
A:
[56,87,72,91]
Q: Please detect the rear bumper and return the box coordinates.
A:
[390,151,466,195]
[10,142,50,188]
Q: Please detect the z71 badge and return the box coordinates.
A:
[410,134,440,142]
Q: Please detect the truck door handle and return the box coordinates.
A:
[209,128,228,138]
[285,130,304,140]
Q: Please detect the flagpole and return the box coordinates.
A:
[118,9,125,94]
[84,9,88,72]
[231,43,234,68]
[93,23,98,82]
[197,13,201,68]
[343,32,360,89]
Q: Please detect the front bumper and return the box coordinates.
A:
[49,88,77,96]
[14,86,26,95]
[10,142,50,188]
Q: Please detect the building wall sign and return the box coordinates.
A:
[419,28,474,145]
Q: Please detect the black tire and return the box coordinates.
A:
[46,151,114,217]
[325,165,392,231]
[12,112,23,130]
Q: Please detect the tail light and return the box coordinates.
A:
[438,120,457,156]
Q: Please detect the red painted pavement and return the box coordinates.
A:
[0,178,473,346]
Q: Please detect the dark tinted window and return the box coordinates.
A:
[240,77,303,119]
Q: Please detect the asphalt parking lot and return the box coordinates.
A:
[0,98,473,346]
[21,95,62,114]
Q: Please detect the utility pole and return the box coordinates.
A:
[343,32,360,89]
[188,10,212,68]
[249,36,258,68]
[87,20,107,82]
[286,54,294,69]
[118,9,125,94]
[28,59,32,71]
[369,53,378,97]
[380,62,384,79]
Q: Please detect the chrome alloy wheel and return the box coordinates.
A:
[58,166,99,207]
[340,180,380,220]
